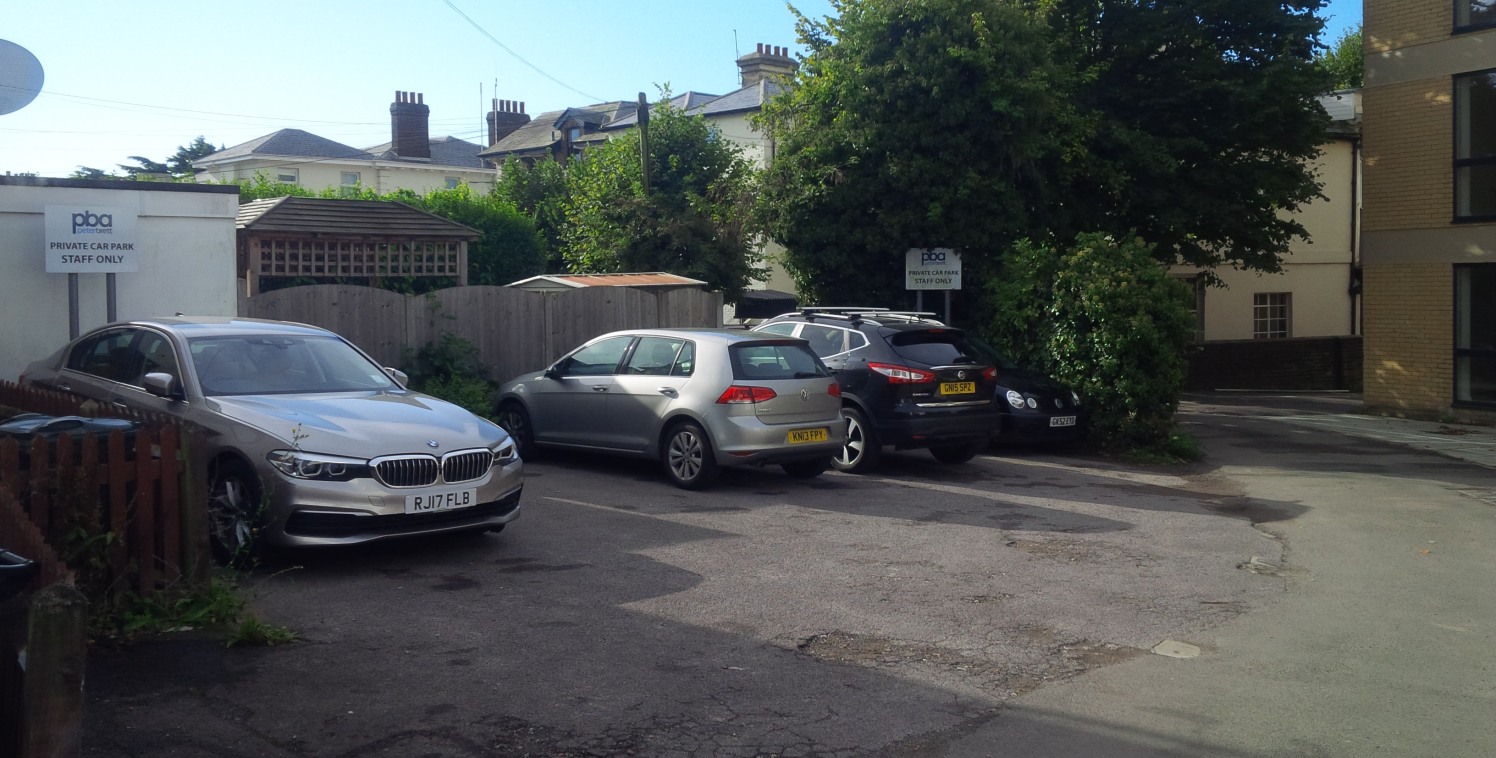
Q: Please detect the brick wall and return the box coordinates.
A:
[1365,0,1451,52]
[1187,337,1363,391]
[1362,80,1453,232]
[1362,263,1454,413]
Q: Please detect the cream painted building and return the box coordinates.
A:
[194,91,494,195]
[1170,91,1362,342]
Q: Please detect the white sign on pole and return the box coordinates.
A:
[905,248,961,290]
[44,205,140,273]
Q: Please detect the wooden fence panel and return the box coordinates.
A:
[245,285,410,367]
[242,283,723,386]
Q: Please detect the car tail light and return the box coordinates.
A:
[827,382,841,398]
[982,366,997,382]
[717,385,777,404]
[867,362,935,384]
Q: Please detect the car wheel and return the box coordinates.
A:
[208,460,262,567]
[662,420,719,490]
[496,402,538,459]
[831,407,881,474]
[781,457,830,478]
[930,439,984,464]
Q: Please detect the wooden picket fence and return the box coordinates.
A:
[0,379,210,596]
[0,379,209,758]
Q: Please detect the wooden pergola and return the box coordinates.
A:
[236,196,479,296]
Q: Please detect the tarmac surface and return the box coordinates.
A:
[951,392,1496,756]
[76,391,1496,757]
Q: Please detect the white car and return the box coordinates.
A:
[22,317,523,560]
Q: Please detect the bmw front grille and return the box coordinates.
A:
[373,450,494,488]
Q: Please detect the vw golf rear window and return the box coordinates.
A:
[730,342,832,380]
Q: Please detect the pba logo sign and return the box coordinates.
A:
[71,210,114,234]
[44,205,140,273]
[905,248,961,291]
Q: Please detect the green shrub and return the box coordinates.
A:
[986,232,1195,453]
[401,333,496,417]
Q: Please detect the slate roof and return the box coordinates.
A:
[604,91,722,130]
[478,101,640,159]
[692,79,787,117]
[363,135,488,168]
[198,129,372,164]
[236,196,478,238]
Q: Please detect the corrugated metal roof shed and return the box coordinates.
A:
[507,272,708,290]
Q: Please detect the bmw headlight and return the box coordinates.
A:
[492,438,519,467]
[1005,390,1026,409]
[267,450,367,481]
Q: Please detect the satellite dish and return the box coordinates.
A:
[0,40,44,116]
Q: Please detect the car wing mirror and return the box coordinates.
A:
[142,372,184,401]
[384,367,409,387]
[543,364,563,380]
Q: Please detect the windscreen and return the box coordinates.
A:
[190,335,395,395]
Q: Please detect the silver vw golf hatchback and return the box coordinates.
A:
[495,329,845,489]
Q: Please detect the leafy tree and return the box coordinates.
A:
[493,156,570,272]
[757,0,1061,305]
[112,136,221,180]
[71,166,120,179]
[1033,0,1334,275]
[986,232,1195,451]
[563,98,766,302]
[169,136,222,177]
[1317,25,1362,90]
[390,185,545,287]
[759,0,1335,305]
[118,155,171,178]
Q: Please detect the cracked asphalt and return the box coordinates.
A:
[80,393,1496,757]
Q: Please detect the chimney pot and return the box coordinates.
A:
[757,43,764,54]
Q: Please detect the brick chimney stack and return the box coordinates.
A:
[390,90,431,160]
[486,99,531,147]
[736,43,798,88]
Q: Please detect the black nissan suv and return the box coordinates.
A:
[753,308,1001,472]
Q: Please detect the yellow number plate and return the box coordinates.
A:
[940,381,976,396]
[786,427,829,444]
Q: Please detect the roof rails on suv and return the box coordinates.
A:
[777,307,946,326]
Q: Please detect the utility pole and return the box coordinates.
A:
[638,92,651,195]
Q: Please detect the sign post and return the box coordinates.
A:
[45,205,139,337]
[905,248,961,323]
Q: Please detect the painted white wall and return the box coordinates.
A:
[200,158,494,195]
[0,180,239,381]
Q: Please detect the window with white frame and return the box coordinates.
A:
[1456,1,1496,30]
[1252,293,1291,339]
[341,171,360,187]
[276,168,299,184]
[1456,264,1496,404]
[1455,69,1496,220]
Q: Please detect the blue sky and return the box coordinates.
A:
[0,0,1361,179]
